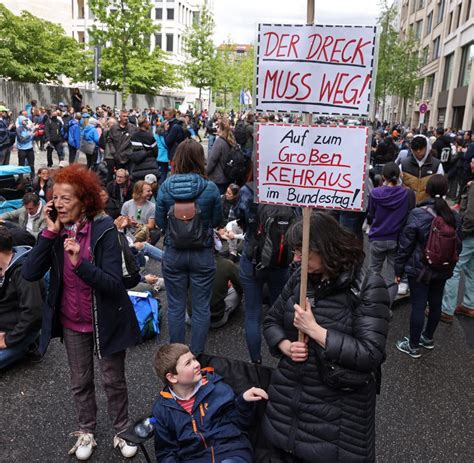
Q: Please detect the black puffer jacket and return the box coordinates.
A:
[263,269,390,462]
[129,130,159,181]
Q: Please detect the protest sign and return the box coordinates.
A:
[256,24,376,116]
[256,123,369,211]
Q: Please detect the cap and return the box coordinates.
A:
[0,105,10,112]
[58,102,66,107]
[88,118,98,127]
[144,174,157,184]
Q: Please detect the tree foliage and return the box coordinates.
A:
[88,0,176,103]
[183,6,217,104]
[0,4,90,84]
[375,1,422,111]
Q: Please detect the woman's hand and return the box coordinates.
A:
[114,216,128,231]
[278,339,308,362]
[144,274,159,285]
[64,238,81,266]
[293,298,318,336]
[44,200,61,233]
[242,387,269,402]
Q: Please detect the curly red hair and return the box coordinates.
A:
[54,164,103,218]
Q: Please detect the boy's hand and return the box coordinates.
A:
[242,387,268,402]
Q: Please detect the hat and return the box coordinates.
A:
[144,174,157,184]
[88,118,98,127]
[0,104,10,112]
[58,102,66,107]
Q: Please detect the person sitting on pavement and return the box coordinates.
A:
[0,227,44,370]
[33,167,54,201]
[152,343,268,463]
[144,173,158,203]
[0,192,46,239]
[106,168,134,219]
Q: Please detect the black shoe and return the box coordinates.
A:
[26,341,43,363]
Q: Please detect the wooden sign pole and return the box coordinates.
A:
[298,0,315,343]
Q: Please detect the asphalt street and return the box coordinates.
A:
[0,146,473,462]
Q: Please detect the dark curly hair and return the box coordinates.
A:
[54,164,103,219]
[286,211,365,279]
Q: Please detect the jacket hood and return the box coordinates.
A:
[371,185,408,209]
[165,174,208,200]
[18,116,27,125]
[411,134,432,165]
[83,125,96,134]
[0,246,31,287]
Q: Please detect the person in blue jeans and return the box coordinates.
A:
[156,139,222,355]
[0,227,44,369]
[395,175,462,358]
[233,172,291,363]
[441,159,474,322]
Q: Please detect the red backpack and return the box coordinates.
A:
[422,207,458,270]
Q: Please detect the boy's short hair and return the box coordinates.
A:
[154,343,190,384]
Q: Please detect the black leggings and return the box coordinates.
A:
[18,149,35,177]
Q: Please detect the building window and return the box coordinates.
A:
[415,20,423,39]
[432,36,440,60]
[155,34,162,50]
[78,0,84,19]
[422,45,429,65]
[417,0,424,10]
[166,33,174,52]
[456,3,462,29]
[437,0,445,24]
[448,11,453,34]
[425,12,432,35]
[410,0,416,14]
[417,82,424,100]
[155,8,162,20]
[167,8,174,20]
[458,43,474,87]
[442,53,454,90]
[426,74,435,98]
[466,0,472,22]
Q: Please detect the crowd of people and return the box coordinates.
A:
[0,95,473,462]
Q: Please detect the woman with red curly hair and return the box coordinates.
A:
[22,164,141,461]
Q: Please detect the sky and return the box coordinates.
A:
[213,0,380,45]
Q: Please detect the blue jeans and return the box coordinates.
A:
[0,331,39,370]
[141,242,163,262]
[158,161,169,186]
[240,253,289,362]
[162,246,216,354]
[408,276,446,347]
[442,237,474,314]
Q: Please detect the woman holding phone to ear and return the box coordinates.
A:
[22,164,140,461]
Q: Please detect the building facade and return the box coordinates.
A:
[396,0,473,130]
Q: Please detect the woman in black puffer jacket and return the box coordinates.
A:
[128,117,160,181]
[263,212,390,462]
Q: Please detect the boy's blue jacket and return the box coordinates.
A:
[68,119,81,149]
[152,370,254,463]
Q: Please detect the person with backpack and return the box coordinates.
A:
[128,117,160,181]
[67,113,81,164]
[154,124,170,185]
[394,174,462,358]
[440,158,474,322]
[81,118,100,169]
[206,119,235,193]
[45,110,65,168]
[367,162,416,305]
[163,108,188,162]
[233,163,297,363]
[155,139,222,355]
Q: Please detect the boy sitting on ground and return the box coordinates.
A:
[152,343,267,463]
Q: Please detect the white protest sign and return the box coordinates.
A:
[256,123,369,211]
[256,24,376,116]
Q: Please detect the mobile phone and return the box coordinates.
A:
[48,204,58,222]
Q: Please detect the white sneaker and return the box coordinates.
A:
[113,435,138,458]
[397,282,409,296]
[68,432,96,461]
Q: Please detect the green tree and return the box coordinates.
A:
[88,0,176,104]
[0,5,90,83]
[213,43,240,109]
[375,0,421,120]
[183,6,217,108]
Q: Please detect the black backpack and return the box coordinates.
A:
[234,120,247,146]
[223,143,249,186]
[167,201,208,249]
[117,232,141,289]
[249,204,297,270]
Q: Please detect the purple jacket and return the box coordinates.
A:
[367,185,415,241]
